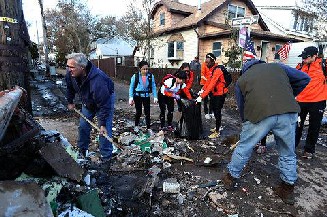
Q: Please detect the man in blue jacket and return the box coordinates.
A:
[222,60,310,205]
[65,53,115,161]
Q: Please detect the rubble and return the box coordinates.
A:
[1,77,326,216]
[0,181,54,217]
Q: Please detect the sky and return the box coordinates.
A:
[22,0,208,43]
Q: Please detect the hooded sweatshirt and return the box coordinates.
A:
[235,60,310,123]
[65,61,114,126]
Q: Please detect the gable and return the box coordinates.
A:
[205,0,266,31]
[152,0,269,35]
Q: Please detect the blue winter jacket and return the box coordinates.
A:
[235,59,310,121]
[129,72,157,98]
[65,61,114,126]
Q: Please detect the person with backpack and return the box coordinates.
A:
[129,61,157,131]
[196,53,231,139]
[158,70,188,131]
[295,46,327,159]
[200,60,214,119]
[65,53,115,162]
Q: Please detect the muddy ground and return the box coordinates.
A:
[30,74,327,217]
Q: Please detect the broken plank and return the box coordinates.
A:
[165,154,193,162]
[39,142,84,182]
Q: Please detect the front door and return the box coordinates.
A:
[261,41,269,62]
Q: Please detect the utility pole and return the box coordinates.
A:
[38,0,49,76]
[0,0,32,112]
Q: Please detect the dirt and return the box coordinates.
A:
[30,75,327,217]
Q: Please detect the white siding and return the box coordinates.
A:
[150,29,198,68]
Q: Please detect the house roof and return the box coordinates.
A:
[199,29,303,42]
[151,0,197,19]
[152,0,269,35]
[95,38,134,56]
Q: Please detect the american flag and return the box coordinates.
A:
[243,31,256,61]
[277,42,291,60]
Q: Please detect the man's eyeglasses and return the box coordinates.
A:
[66,65,76,69]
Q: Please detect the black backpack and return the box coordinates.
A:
[212,65,232,87]
[133,72,153,94]
[322,59,327,76]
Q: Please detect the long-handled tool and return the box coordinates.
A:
[73,108,124,150]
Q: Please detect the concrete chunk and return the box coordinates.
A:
[0,181,53,217]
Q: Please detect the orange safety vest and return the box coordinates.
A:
[296,58,327,102]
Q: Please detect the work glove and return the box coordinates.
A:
[129,97,134,106]
[198,89,204,95]
[153,98,158,104]
[196,96,202,103]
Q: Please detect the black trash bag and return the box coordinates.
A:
[176,99,202,140]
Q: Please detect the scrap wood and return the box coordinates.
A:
[165,154,193,162]
[261,207,295,217]
[222,141,239,156]
[187,143,195,152]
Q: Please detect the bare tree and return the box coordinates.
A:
[300,0,327,40]
[44,0,109,64]
[117,0,156,63]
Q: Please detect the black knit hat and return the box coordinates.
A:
[206,53,216,61]
[175,70,187,79]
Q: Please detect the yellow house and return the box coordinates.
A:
[149,0,302,68]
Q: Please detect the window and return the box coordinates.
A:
[228,4,245,19]
[150,47,154,59]
[160,13,165,26]
[274,44,281,60]
[212,42,222,57]
[167,41,184,59]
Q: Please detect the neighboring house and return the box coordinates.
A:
[149,0,302,68]
[89,37,134,66]
[252,0,316,41]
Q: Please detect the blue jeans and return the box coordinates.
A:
[78,93,115,159]
[227,113,298,185]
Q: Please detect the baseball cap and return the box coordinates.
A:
[298,46,318,59]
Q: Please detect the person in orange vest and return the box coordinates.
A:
[200,58,213,119]
[295,46,327,159]
[196,53,228,139]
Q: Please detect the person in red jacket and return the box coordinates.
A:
[295,46,327,159]
[200,61,213,119]
[177,62,194,100]
[196,53,228,139]
[158,70,189,131]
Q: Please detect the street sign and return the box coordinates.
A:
[232,15,259,27]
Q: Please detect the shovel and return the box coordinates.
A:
[73,108,124,150]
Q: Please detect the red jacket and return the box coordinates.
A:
[200,63,211,86]
[296,58,327,102]
[200,64,228,98]
[181,70,194,99]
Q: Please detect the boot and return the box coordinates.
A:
[222,172,236,190]
[273,181,295,205]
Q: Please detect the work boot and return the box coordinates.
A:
[208,130,220,139]
[222,172,236,190]
[273,181,295,205]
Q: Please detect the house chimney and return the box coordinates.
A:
[198,0,201,10]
